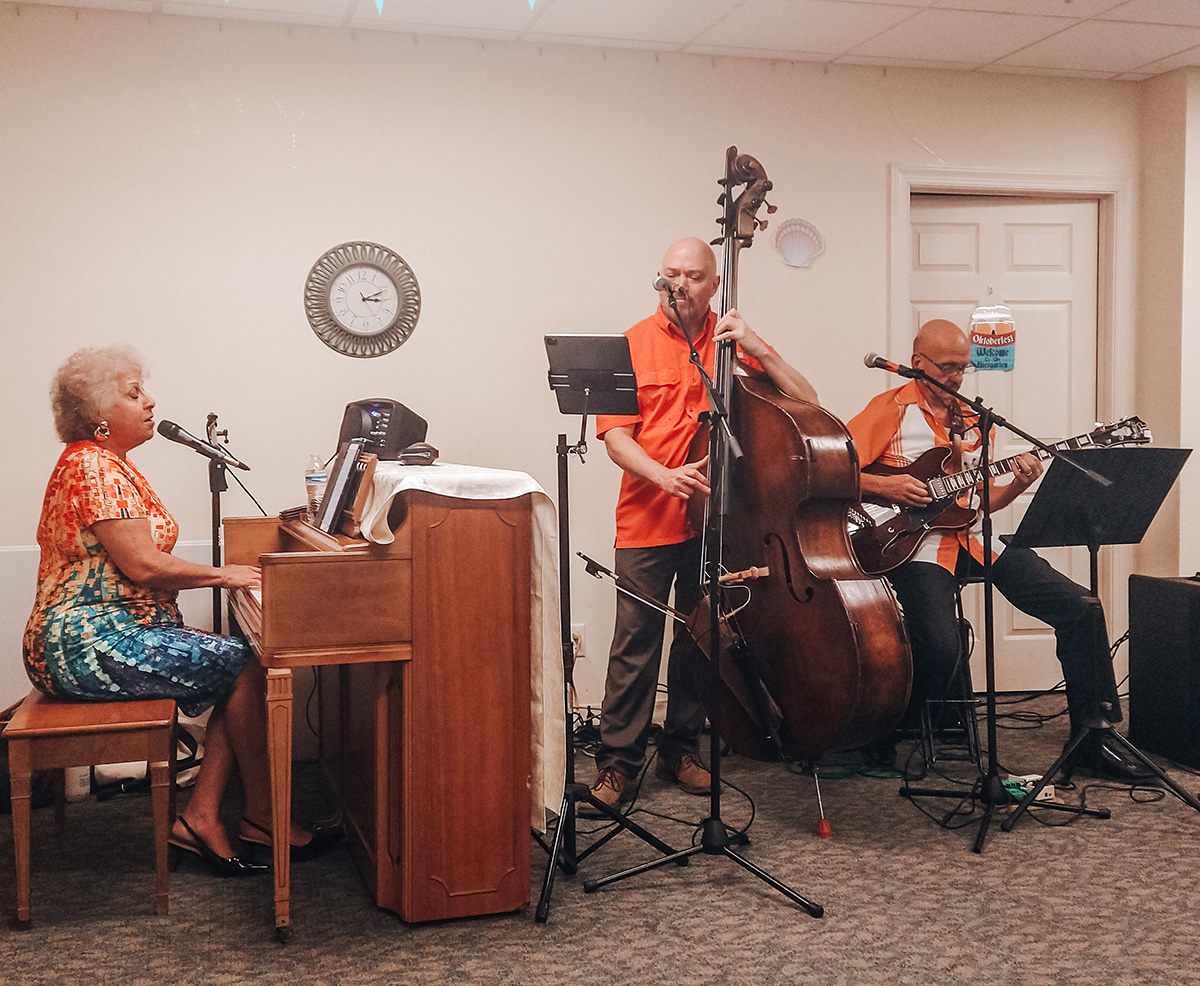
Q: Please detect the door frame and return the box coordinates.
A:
[889,165,1137,671]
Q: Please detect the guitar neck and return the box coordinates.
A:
[930,433,1097,499]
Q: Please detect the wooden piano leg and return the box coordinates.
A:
[265,667,294,940]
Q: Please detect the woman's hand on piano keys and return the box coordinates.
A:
[220,565,262,590]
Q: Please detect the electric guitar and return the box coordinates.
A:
[848,415,1151,576]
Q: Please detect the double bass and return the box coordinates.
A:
[692,147,911,762]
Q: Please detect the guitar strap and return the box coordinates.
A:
[947,400,966,472]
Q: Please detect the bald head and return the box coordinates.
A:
[662,238,718,278]
[910,318,972,409]
[913,319,967,357]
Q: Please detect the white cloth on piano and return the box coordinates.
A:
[361,461,565,831]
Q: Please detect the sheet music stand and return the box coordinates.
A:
[1000,445,1200,829]
[535,334,681,923]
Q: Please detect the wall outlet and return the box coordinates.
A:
[571,622,585,660]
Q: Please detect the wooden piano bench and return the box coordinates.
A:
[3,690,177,927]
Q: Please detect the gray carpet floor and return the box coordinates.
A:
[2,693,1199,986]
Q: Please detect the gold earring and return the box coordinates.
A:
[94,420,110,440]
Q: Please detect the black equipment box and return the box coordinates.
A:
[1128,574,1200,769]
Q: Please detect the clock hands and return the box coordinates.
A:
[360,291,384,303]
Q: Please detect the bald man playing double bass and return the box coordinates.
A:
[581,237,818,815]
[847,318,1151,781]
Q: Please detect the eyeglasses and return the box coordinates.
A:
[917,352,975,375]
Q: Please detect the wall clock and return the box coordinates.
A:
[304,241,421,358]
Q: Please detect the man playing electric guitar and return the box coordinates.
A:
[847,318,1151,780]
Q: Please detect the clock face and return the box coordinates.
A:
[304,242,420,358]
[329,264,400,336]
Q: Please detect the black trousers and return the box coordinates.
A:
[886,546,1121,734]
[596,539,707,777]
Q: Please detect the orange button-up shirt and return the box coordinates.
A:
[596,307,761,549]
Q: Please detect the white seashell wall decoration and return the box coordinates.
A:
[774,217,825,267]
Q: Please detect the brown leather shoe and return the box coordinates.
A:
[576,766,634,818]
[655,750,710,795]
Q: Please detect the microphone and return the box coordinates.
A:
[652,275,676,295]
[863,353,920,378]
[157,420,250,470]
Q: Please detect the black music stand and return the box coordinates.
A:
[1002,445,1200,829]
[535,334,682,924]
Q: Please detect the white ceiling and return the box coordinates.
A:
[10,0,1200,81]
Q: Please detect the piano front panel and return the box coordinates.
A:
[236,492,534,922]
[260,553,413,652]
[403,494,532,916]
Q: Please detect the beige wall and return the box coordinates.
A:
[0,5,1170,708]
[1134,68,1200,577]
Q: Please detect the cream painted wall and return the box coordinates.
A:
[1,5,1147,709]
[1183,71,1200,577]
[1133,69,1200,578]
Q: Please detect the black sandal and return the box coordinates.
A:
[169,815,268,878]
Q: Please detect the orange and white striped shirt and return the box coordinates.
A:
[847,380,996,571]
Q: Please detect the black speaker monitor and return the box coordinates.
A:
[1128,574,1200,769]
[338,399,427,460]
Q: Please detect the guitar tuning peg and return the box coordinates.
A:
[766,202,778,214]
[717,192,727,206]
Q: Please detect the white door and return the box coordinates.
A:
[908,194,1099,692]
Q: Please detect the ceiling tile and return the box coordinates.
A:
[12,0,151,10]
[1098,0,1200,27]
[694,0,919,56]
[1128,42,1200,76]
[995,19,1200,73]
[851,8,1073,62]
[354,0,540,32]
[4,0,1200,78]
[161,0,345,26]
[933,0,1116,15]
[525,0,742,46]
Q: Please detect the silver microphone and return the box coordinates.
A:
[863,353,920,378]
[652,275,675,294]
[157,420,250,470]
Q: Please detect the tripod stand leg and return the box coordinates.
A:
[535,782,685,923]
[1101,729,1200,813]
[722,847,824,917]
[583,842,703,893]
[535,794,577,923]
[1001,728,1112,832]
[583,818,824,919]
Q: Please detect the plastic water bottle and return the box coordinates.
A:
[305,455,328,522]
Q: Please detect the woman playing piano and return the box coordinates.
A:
[22,345,340,876]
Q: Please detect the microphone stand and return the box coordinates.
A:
[881,361,1111,852]
[195,413,264,633]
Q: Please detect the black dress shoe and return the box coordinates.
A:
[1091,738,1158,782]
[861,735,898,769]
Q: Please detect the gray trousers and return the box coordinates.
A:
[596,540,707,777]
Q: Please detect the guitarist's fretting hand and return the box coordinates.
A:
[997,452,1043,510]
[860,471,932,507]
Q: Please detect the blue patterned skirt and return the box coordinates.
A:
[28,611,252,719]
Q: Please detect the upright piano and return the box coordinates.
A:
[224,489,533,935]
